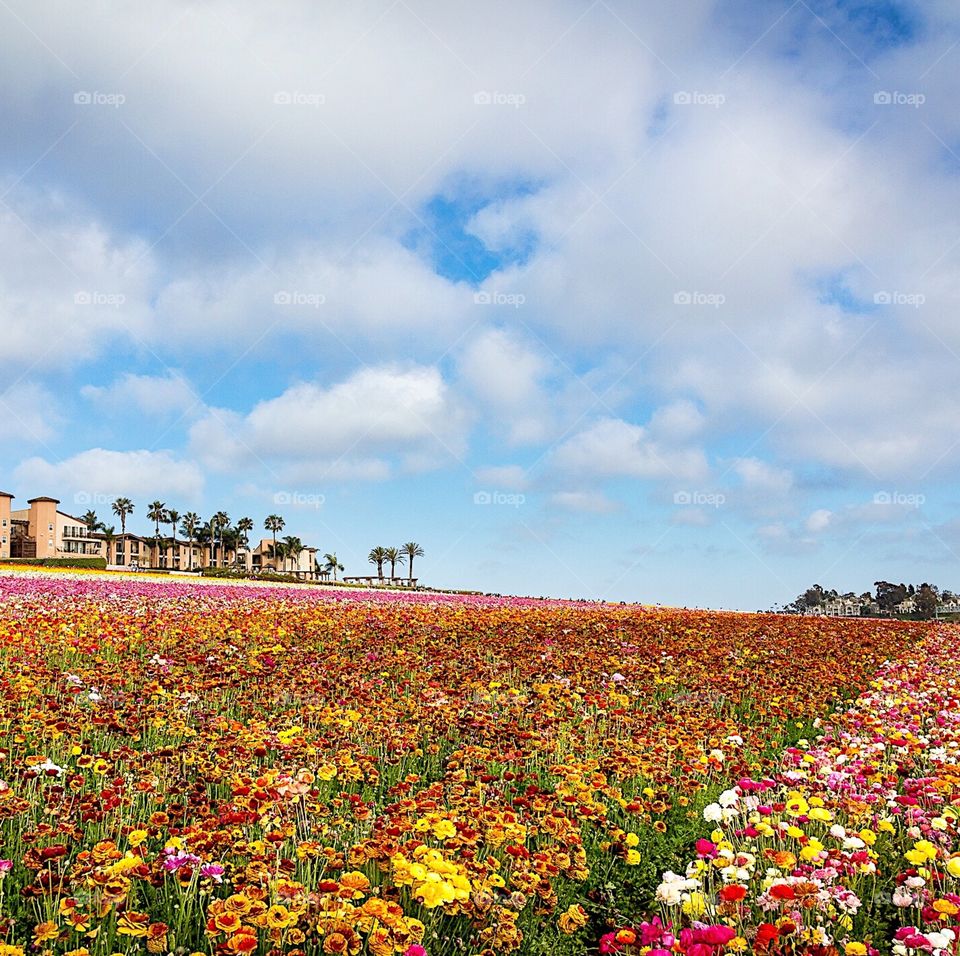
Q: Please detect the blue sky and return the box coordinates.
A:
[1,0,959,607]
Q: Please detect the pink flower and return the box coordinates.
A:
[403,947,427,956]
[0,860,11,876]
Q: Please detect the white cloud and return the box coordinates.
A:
[0,189,154,366]
[550,490,619,514]
[14,449,204,502]
[474,464,530,490]
[81,370,199,416]
[551,417,708,483]
[0,382,60,444]
[189,364,468,479]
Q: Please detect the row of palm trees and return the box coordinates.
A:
[367,543,424,585]
[79,498,399,583]
[82,498,343,580]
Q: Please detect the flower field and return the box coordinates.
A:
[0,572,951,955]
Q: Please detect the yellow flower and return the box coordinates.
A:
[417,874,455,909]
[33,923,60,945]
[625,832,640,847]
[625,849,641,866]
[858,829,876,845]
[946,856,960,878]
[117,912,151,937]
[845,943,867,956]
[906,840,938,865]
[557,904,589,934]
[933,899,959,916]
[682,892,707,918]
[785,792,809,816]
[432,819,456,840]
[128,829,149,847]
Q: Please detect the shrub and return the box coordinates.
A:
[0,557,107,569]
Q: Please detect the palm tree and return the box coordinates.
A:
[324,552,344,582]
[101,525,116,565]
[213,511,230,567]
[220,525,240,568]
[269,541,287,572]
[166,509,180,567]
[264,515,285,570]
[283,535,304,574]
[81,510,99,533]
[111,497,134,536]
[402,541,424,586]
[236,517,254,549]
[368,546,387,582]
[147,500,166,567]
[384,546,404,581]
[180,512,200,571]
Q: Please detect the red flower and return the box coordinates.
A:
[719,884,747,903]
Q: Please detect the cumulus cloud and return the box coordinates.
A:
[0,382,61,444]
[550,490,620,514]
[189,364,468,480]
[14,449,204,501]
[81,370,199,416]
[551,417,709,483]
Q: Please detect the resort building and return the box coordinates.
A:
[0,492,321,578]
[2,495,102,560]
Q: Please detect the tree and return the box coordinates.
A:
[402,541,424,585]
[213,512,230,567]
[384,546,404,580]
[111,497,134,536]
[236,517,254,549]
[283,535,304,573]
[875,581,908,614]
[180,512,201,571]
[916,583,939,619]
[324,552,344,581]
[166,508,180,565]
[269,541,287,571]
[264,515,285,570]
[81,510,100,533]
[101,525,116,564]
[368,546,387,581]
[147,500,166,567]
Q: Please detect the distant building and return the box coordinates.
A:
[0,492,320,577]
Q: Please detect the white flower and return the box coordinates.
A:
[703,803,723,822]
[35,758,65,776]
[88,690,102,702]
[830,824,846,839]
[718,788,740,808]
